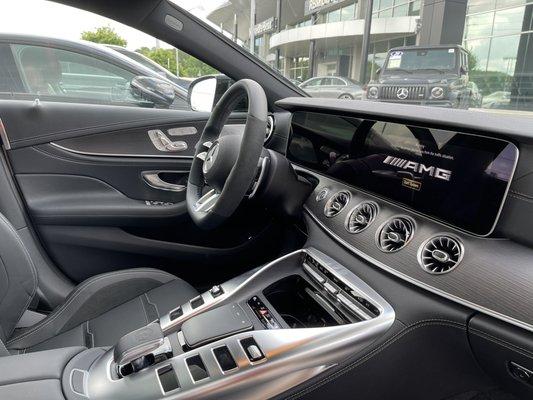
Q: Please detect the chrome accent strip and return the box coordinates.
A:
[0,119,11,150]
[194,189,219,212]
[141,170,187,192]
[88,248,395,400]
[304,205,533,333]
[49,142,194,159]
[168,127,197,136]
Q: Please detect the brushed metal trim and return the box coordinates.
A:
[49,142,194,159]
[87,248,395,400]
[304,205,533,333]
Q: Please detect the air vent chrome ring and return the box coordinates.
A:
[324,191,351,218]
[376,216,415,252]
[345,201,379,234]
[418,235,464,274]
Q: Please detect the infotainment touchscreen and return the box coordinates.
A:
[288,112,518,236]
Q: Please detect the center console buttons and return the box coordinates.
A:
[248,296,280,329]
[240,337,265,362]
[186,355,210,382]
[210,285,224,298]
[190,295,205,309]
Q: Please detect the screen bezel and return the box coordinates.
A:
[287,112,519,237]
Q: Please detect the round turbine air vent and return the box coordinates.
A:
[418,235,464,274]
[345,202,379,233]
[265,115,275,142]
[324,191,351,218]
[377,217,415,252]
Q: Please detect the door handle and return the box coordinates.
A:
[148,130,188,152]
[142,171,186,192]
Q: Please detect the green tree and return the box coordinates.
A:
[137,47,217,77]
[81,26,127,47]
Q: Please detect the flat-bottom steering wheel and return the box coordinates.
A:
[186,79,268,229]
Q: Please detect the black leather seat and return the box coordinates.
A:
[0,213,198,354]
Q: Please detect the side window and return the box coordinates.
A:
[331,78,345,86]
[304,78,322,87]
[11,44,148,106]
[321,78,333,86]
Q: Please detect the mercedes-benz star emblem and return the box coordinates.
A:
[202,143,219,174]
[396,87,409,100]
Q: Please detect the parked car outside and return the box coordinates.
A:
[299,76,363,99]
[365,45,473,108]
[106,44,193,90]
[0,33,189,109]
[482,91,511,109]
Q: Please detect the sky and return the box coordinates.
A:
[0,0,226,51]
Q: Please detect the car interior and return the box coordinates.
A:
[0,1,532,399]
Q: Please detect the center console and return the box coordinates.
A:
[61,248,395,400]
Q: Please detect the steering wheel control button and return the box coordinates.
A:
[190,295,205,309]
[241,337,264,362]
[316,188,329,202]
[210,285,224,298]
[213,346,238,372]
[186,355,210,382]
[169,306,183,321]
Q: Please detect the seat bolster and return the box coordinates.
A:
[0,213,38,342]
[7,268,177,350]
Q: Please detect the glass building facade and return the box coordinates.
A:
[208,0,533,111]
[464,0,533,109]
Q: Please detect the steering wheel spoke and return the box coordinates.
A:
[186,79,268,229]
[194,188,220,213]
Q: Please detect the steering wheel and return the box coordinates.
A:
[186,79,268,230]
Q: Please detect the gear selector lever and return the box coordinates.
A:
[114,322,169,376]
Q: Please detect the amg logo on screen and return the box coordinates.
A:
[383,155,452,181]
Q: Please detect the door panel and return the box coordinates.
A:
[1,99,284,287]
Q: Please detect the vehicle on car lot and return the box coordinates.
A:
[365,45,473,108]
[0,1,532,400]
[482,91,511,109]
[0,33,189,109]
[299,76,363,99]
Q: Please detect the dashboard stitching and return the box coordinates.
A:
[285,319,466,399]
[508,193,533,204]
[469,328,533,358]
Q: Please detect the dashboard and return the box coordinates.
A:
[269,98,533,335]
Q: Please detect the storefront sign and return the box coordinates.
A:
[254,17,277,36]
[304,0,341,15]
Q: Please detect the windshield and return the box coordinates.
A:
[173,0,533,116]
[384,49,457,73]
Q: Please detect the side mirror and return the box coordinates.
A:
[376,67,382,76]
[130,76,175,108]
[188,74,239,112]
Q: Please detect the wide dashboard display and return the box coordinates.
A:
[288,112,518,236]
